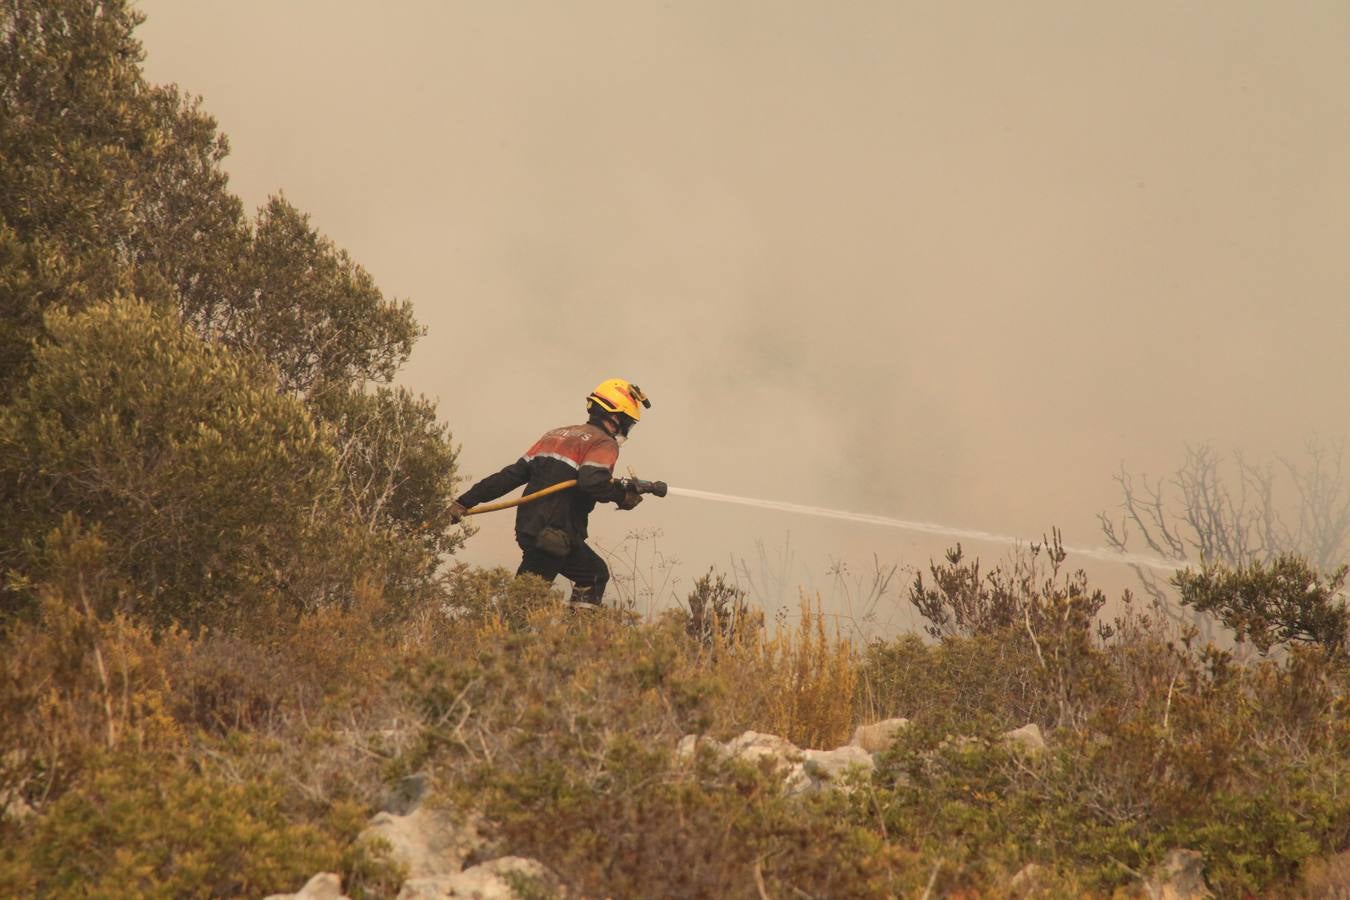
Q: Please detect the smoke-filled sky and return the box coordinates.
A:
[136,1,1350,621]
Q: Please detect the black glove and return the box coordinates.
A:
[617,491,643,511]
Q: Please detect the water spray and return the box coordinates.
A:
[665,486,1185,574]
[466,479,1183,574]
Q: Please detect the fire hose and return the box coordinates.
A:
[463,477,668,516]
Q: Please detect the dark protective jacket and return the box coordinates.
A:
[455,423,627,543]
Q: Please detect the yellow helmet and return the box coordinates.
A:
[587,378,651,422]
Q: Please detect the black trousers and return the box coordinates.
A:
[517,538,610,605]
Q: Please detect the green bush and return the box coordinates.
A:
[680,567,764,648]
[0,750,399,899]
[0,298,375,629]
[1174,554,1349,656]
[3,529,1349,897]
[862,626,1350,895]
[471,737,911,899]
[1,0,460,637]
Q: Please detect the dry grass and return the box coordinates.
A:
[752,594,858,748]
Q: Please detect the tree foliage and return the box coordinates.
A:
[312,383,467,609]
[0,0,423,393]
[0,299,369,629]
[0,0,247,393]
[0,0,462,629]
[235,197,419,396]
[1174,555,1349,656]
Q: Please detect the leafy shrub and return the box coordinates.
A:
[680,567,764,648]
[909,533,1106,643]
[899,537,1115,729]
[0,532,416,812]
[0,298,371,630]
[438,564,564,633]
[863,625,1350,895]
[0,750,399,899]
[1174,554,1349,656]
[472,738,912,899]
[0,579,186,808]
[859,631,1046,733]
[310,385,466,615]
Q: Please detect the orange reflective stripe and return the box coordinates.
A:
[523,424,616,470]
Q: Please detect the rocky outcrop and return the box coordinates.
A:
[1002,722,1047,755]
[678,729,876,795]
[678,719,1048,798]
[263,872,349,900]
[359,805,482,881]
[849,717,910,752]
[398,857,549,900]
[278,776,551,900]
[797,745,874,793]
[1142,849,1213,900]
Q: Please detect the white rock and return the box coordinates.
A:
[803,744,874,779]
[678,730,877,796]
[263,871,348,900]
[725,730,802,763]
[849,718,910,753]
[789,745,876,796]
[397,857,548,900]
[1002,723,1047,755]
[359,806,482,880]
[1143,849,1213,900]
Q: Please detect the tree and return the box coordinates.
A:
[0,0,466,629]
[0,0,248,396]
[311,384,467,611]
[232,197,420,396]
[0,0,420,402]
[0,298,367,630]
[1100,442,1350,606]
[1174,555,1348,657]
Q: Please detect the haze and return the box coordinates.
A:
[135,2,1350,622]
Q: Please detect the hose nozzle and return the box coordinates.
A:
[620,477,668,497]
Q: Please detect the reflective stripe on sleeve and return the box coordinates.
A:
[524,451,580,470]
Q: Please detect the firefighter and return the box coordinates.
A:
[448,379,652,606]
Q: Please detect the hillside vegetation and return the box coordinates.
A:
[3,3,1349,897]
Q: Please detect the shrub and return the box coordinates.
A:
[899,537,1115,729]
[680,567,764,648]
[0,577,187,809]
[0,298,371,630]
[863,624,1350,895]
[753,596,857,749]
[471,738,912,899]
[1174,554,1349,656]
[908,533,1106,644]
[0,750,399,899]
[858,631,1047,733]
